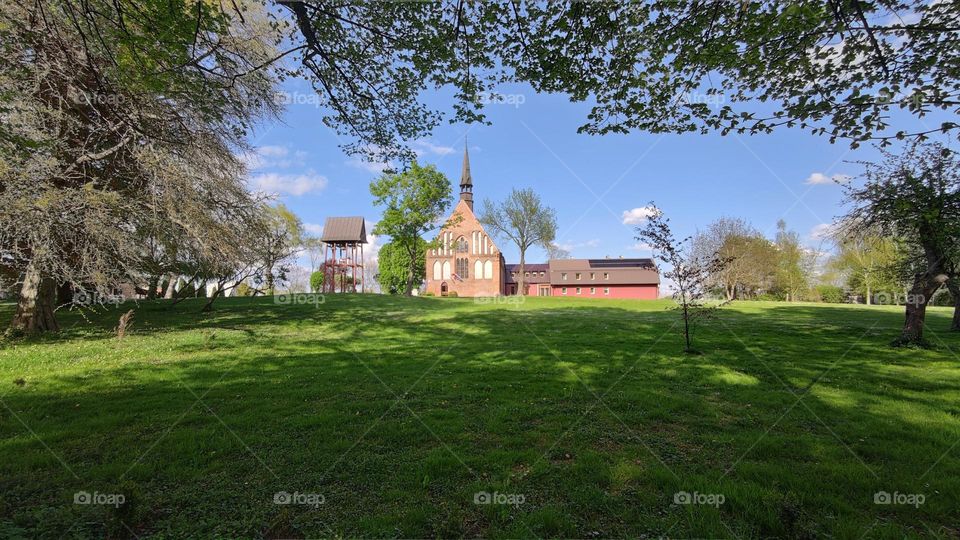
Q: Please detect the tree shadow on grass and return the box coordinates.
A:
[2,298,960,537]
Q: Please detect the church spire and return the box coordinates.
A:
[459,139,473,210]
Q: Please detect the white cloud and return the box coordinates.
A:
[241,145,307,170]
[347,156,393,174]
[809,222,840,240]
[554,238,601,253]
[303,222,324,235]
[628,242,654,252]
[805,172,852,185]
[250,172,328,196]
[412,139,455,156]
[621,206,658,225]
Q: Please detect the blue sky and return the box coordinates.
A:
[245,77,947,267]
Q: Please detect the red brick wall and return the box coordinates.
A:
[424,200,504,297]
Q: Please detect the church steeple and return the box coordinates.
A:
[459,139,473,210]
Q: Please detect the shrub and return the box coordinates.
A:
[235,282,251,297]
[310,270,324,293]
[815,285,846,304]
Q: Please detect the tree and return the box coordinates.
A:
[829,231,906,305]
[260,204,304,294]
[479,188,557,296]
[842,142,960,346]
[0,1,280,332]
[546,243,571,260]
[637,205,731,353]
[370,162,454,296]
[310,270,324,293]
[692,218,776,300]
[772,221,813,302]
[377,239,427,295]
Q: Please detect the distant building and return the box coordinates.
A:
[424,148,660,298]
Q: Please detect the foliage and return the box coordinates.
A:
[479,188,557,296]
[276,1,960,162]
[843,142,960,345]
[636,204,731,353]
[377,239,427,295]
[309,271,324,293]
[0,1,281,331]
[371,162,454,296]
[235,282,252,297]
[829,232,906,304]
[772,220,814,302]
[692,218,776,300]
[815,285,846,304]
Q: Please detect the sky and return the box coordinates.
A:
[244,76,951,278]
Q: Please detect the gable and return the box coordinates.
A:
[428,199,501,257]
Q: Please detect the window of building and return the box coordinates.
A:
[561,273,567,280]
[590,287,596,294]
[455,257,469,278]
[604,287,610,295]
[561,287,567,295]
[575,273,581,280]
[456,237,468,253]
[590,272,595,280]
[540,271,545,277]
[576,287,581,295]
[525,272,529,278]
[603,272,609,280]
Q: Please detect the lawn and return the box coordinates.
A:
[1,295,959,539]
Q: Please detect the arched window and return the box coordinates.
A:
[432,261,441,280]
[442,261,451,279]
[474,260,483,279]
[483,260,493,279]
[456,236,468,253]
[455,257,469,278]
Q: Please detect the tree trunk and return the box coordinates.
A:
[265,264,275,294]
[56,282,74,307]
[948,279,960,332]
[895,273,942,346]
[866,284,872,305]
[163,274,177,299]
[11,261,60,333]
[201,283,224,312]
[518,250,526,296]
[405,263,415,296]
[146,274,160,300]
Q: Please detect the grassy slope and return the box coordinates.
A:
[0,295,959,539]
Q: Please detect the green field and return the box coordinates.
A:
[1,295,958,538]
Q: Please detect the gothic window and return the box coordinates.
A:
[483,260,493,279]
[474,260,483,279]
[456,236,468,253]
[456,257,469,278]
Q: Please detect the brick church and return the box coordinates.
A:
[424,147,660,299]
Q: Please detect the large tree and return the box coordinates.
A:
[829,231,906,305]
[479,188,557,296]
[843,142,960,346]
[692,217,776,300]
[0,1,280,332]
[370,162,454,296]
[377,239,427,295]
[272,0,959,162]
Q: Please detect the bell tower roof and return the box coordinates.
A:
[459,140,473,210]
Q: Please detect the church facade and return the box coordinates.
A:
[424,148,660,299]
[424,147,506,297]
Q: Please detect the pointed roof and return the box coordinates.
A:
[460,141,472,187]
[321,216,367,243]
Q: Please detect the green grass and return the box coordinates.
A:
[1,295,959,538]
